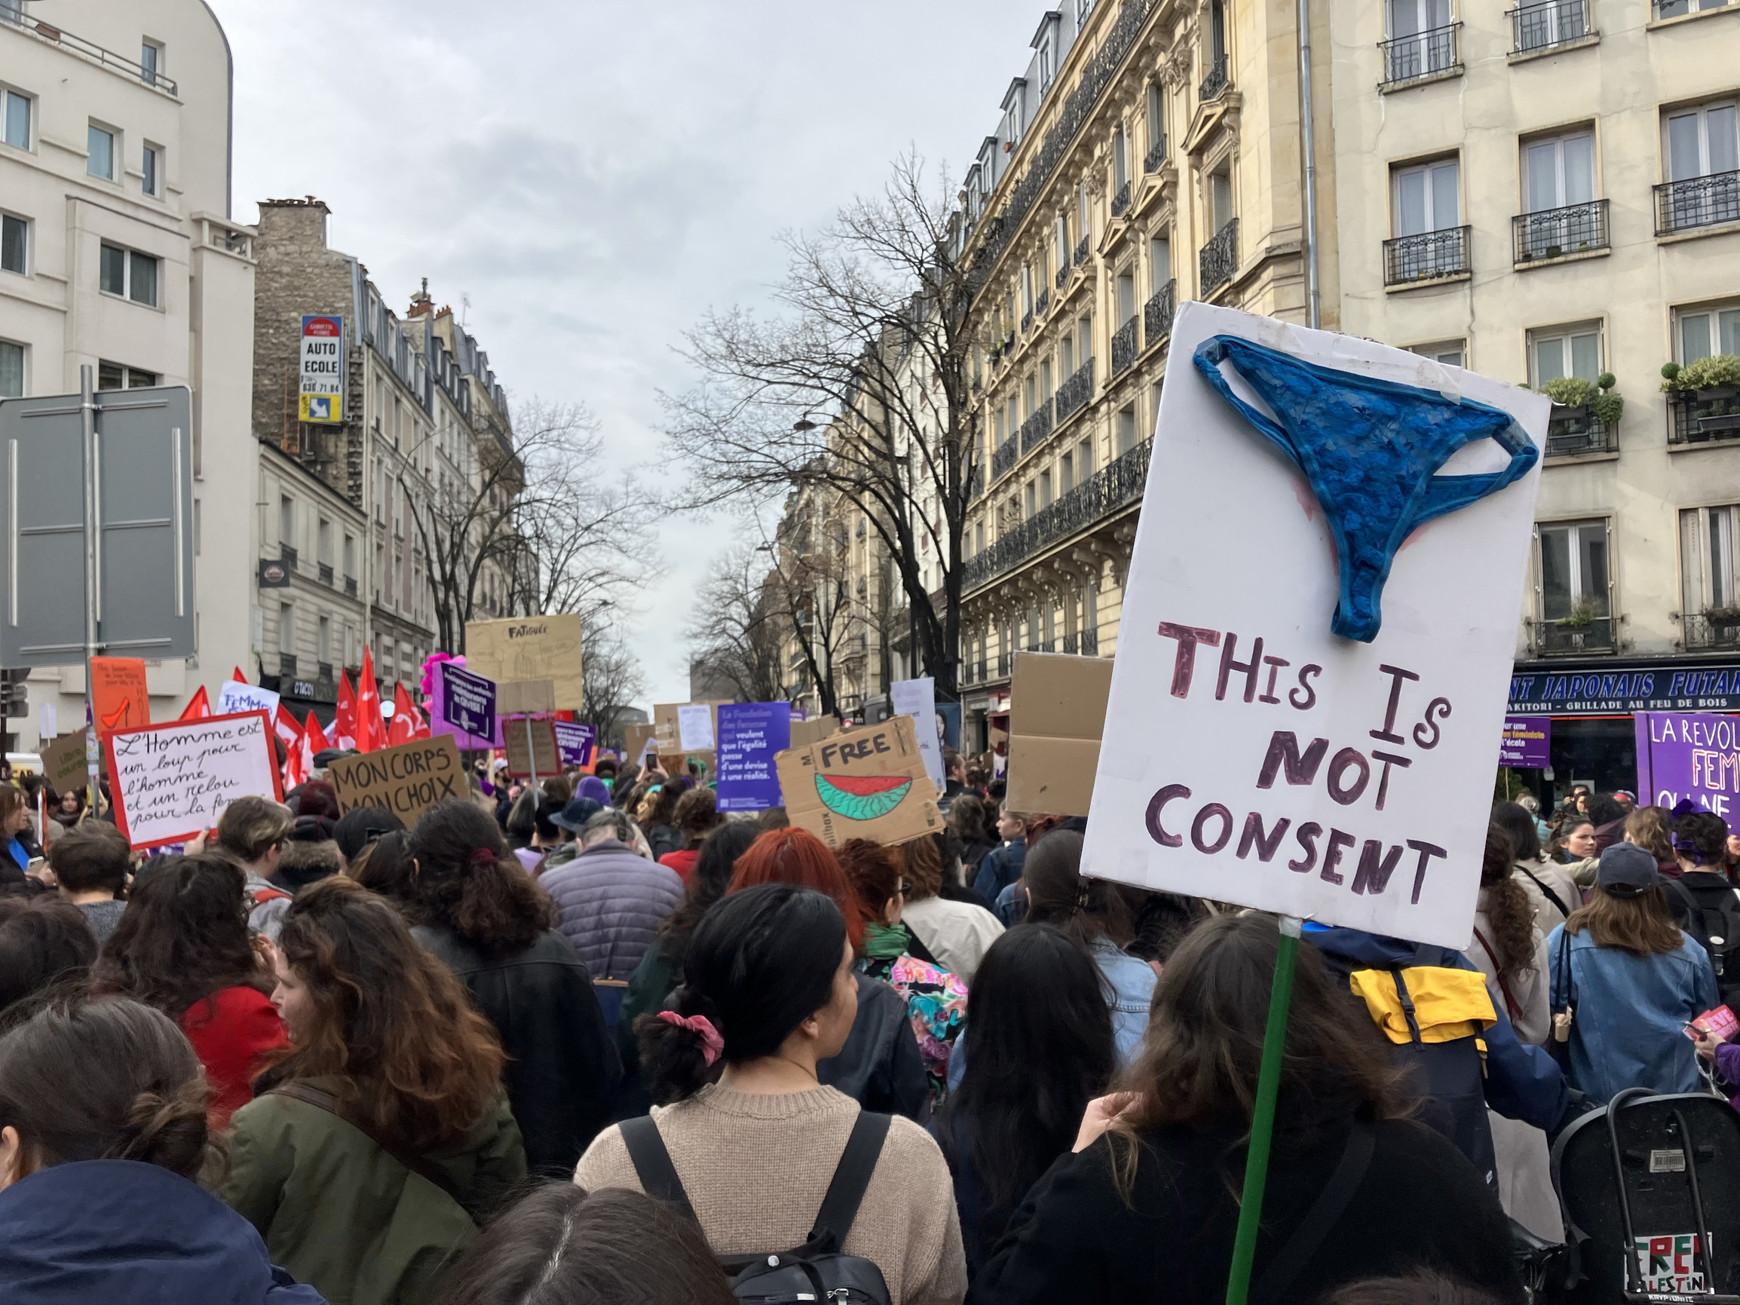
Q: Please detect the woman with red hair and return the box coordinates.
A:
[730,828,931,1122]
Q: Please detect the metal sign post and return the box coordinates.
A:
[80,365,99,796]
[525,715,539,795]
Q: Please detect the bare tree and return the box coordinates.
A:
[664,152,978,698]
[581,627,648,750]
[685,545,786,705]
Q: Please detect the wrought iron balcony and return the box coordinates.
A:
[1545,407,1618,458]
[1061,629,1101,656]
[1508,0,1587,52]
[1199,53,1229,101]
[1513,199,1608,263]
[1111,180,1132,218]
[1035,288,1049,317]
[1684,611,1740,652]
[344,576,358,597]
[962,438,1151,591]
[1657,0,1736,14]
[318,562,334,585]
[1668,388,1740,445]
[1382,225,1470,285]
[1019,402,1055,455]
[278,653,299,678]
[0,4,179,93]
[1144,139,1167,174]
[1380,23,1460,87]
[279,543,298,569]
[992,432,1022,481]
[1655,170,1740,236]
[1021,309,1033,335]
[1055,264,1070,290]
[1144,279,1176,346]
[1199,219,1238,294]
[1111,318,1139,377]
[317,661,335,682]
[1056,358,1095,424]
[996,653,1012,679]
[1074,234,1091,266]
[1533,615,1616,656]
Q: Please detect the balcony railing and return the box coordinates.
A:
[317,661,335,682]
[1062,629,1101,656]
[1657,0,1737,15]
[1199,53,1229,101]
[1111,318,1139,377]
[1056,358,1096,424]
[1380,23,1460,87]
[1655,170,1740,236]
[1019,402,1055,455]
[1074,234,1091,266]
[1668,388,1740,445]
[1513,199,1609,263]
[1383,225,1470,285]
[318,562,334,586]
[1144,279,1177,346]
[1199,219,1238,294]
[1534,615,1616,656]
[1508,0,1588,52]
[1055,264,1070,290]
[1111,180,1132,218]
[1144,139,1166,173]
[992,433,1021,481]
[344,576,358,597]
[1021,309,1033,335]
[0,4,179,93]
[280,543,298,570]
[1035,287,1049,317]
[963,438,1151,591]
[1545,407,1618,458]
[278,653,299,678]
[1684,611,1740,652]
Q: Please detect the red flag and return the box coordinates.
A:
[274,704,304,753]
[231,667,247,683]
[282,732,308,791]
[388,683,418,747]
[334,673,358,751]
[357,648,386,753]
[178,686,212,721]
[304,711,331,755]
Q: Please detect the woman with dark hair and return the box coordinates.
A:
[331,806,405,875]
[0,998,324,1302]
[0,783,43,883]
[222,877,527,1305]
[935,925,1112,1276]
[1664,807,1740,1000]
[947,794,997,876]
[346,828,417,899]
[1491,800,1579,934]
[658,786,722,882]
[973,914,1520,1304]
[392,799,619,1176]
[1021,829,1155,1067]
[577,884,967,1305]
[640,780,689,862]
[1548,842,1718,1103]
[91,854,286,1127]
[0,896,96,1015]
[730,829,932,1122]
[898,835,1003,983]
[435,1183,733,1305]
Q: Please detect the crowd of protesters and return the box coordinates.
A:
[2,737,1740,1304]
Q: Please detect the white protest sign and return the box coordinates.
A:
[678,703,716,752]
[218,679,281,719]
[103,710,283,849]
[890,677,945,792]
[38,701,55,742]
[1080,303,1547,950]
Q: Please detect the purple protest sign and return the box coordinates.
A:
[1499,716,1551,768]
[717,702,791,812]
[431,661,499,750]
[553,720,596,768]
[1635,710,1740,818]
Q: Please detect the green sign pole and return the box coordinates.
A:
[1225,915,1303,1305]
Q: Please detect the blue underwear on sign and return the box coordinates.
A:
[1192,335,1538,643]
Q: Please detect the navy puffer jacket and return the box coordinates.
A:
[540,838,685,980]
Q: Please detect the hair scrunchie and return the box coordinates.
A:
[657,1010,724,1067]
[467,848,496,871]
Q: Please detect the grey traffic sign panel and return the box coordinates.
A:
[0,386,195,667]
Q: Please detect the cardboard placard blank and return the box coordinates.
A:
[1005,653,1115,817]
[497,679,556,715]
[327,734,465,825]
[503,715,561,779]
[775,715,941,849]
[104,711,281,849]
[465,615,584,711]
[788,715,843,750]
[623,723,658,764]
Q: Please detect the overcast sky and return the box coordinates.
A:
[208,0,1022,710]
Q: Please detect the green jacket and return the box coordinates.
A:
[222,1077,527,1305]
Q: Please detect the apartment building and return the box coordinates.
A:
[0,0,256,748]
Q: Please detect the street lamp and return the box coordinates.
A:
[793,414,817,433]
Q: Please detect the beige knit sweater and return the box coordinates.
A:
[576,1083,966,1305]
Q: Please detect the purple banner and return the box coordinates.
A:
[553,721,596,768]
[717,702,791,812]
[1499,716,1551,768]
[431,661,499,749]
[1635,710,1740,818]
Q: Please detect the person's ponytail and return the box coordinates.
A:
[112,1078,211,1179]
[635,986,725,1104]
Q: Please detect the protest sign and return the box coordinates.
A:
[1079,303,1547,949]
[890,678,945,792]
[43,730,90,792]
[503,715,560,779]
[789,715,842,750]
[104,711,280,849]
[327,734,464,825]
[217,679,281,719]
[1006,653,1114,818]
[716,702,791,812]
[775,715,940,849]
[90,656,149,737]
[464,615,584,710]
[624,723,658,765]
[1500,716,1551,768]
[677,703,715,752]
[1634,711,1740,817]
[554,720,596,768]
[435,662,497,744]
[498,679,555,716]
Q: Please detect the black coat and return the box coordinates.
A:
[971,1111,1522,1305]
[414,925,621,1177]
[816,972,932,1124]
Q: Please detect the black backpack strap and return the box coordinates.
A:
[1251,1121,1376,1305]
[618,1115,697,1222]
[1516,864,1572,921]
[804,1111,892,1254]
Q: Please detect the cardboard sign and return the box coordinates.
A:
[90,656,149,737]
[554,720,596,768]
[503,715,560,779]
[217,680,281,719]
[1080,303,1548,950]
[436,662,497,743]
[1500,715,1551,768]
[327,734,465,825]
[104,711,281,849]
[1635,711,1740,817]
[716,702,791,812]
[497,678,555,716]
[775,715,941,849]
[43,729,91,792]
[678,703,715,752]
[623,723,658,766]
[789,715,843,750]
[465,616,584,710]
[1634,1234,1708,1295]
[890,677,945,791]
[1006,653,1114,817]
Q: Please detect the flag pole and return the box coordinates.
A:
[1225,915,1303,1305]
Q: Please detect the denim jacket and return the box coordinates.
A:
[1547,923,1719,1104]
[1090,937,1157,1069]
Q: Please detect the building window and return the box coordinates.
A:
[1038,35,1055,91]
[98,243,159,306]
[1660,100,1740,233]
[318,615,331,665]
[1525,131,1594,214]
[1112,124,1129,192]
[1410,340,1466,367]
[1529,323,1602,386]
[2,88,30,151]
[278,602,295,655]
[1682,505,1740,625]
[1676,301,1740,363]
[1077,0,1094,25]
[1151,234,1171,290]
[1060,449,1075,493]
[87,123,116,180]
[142,143,162,197]
[0,340,22,398]
[0,212,24,275]
[1537,519,1610,632]
[95,361,158,390]
[1386,157,1466,281]
[1117,404,1138,454]
[1384,0,1456,84]
[140,39,164,87]
[1211,167,1235,233]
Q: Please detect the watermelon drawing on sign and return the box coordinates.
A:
[814,774,913,822]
